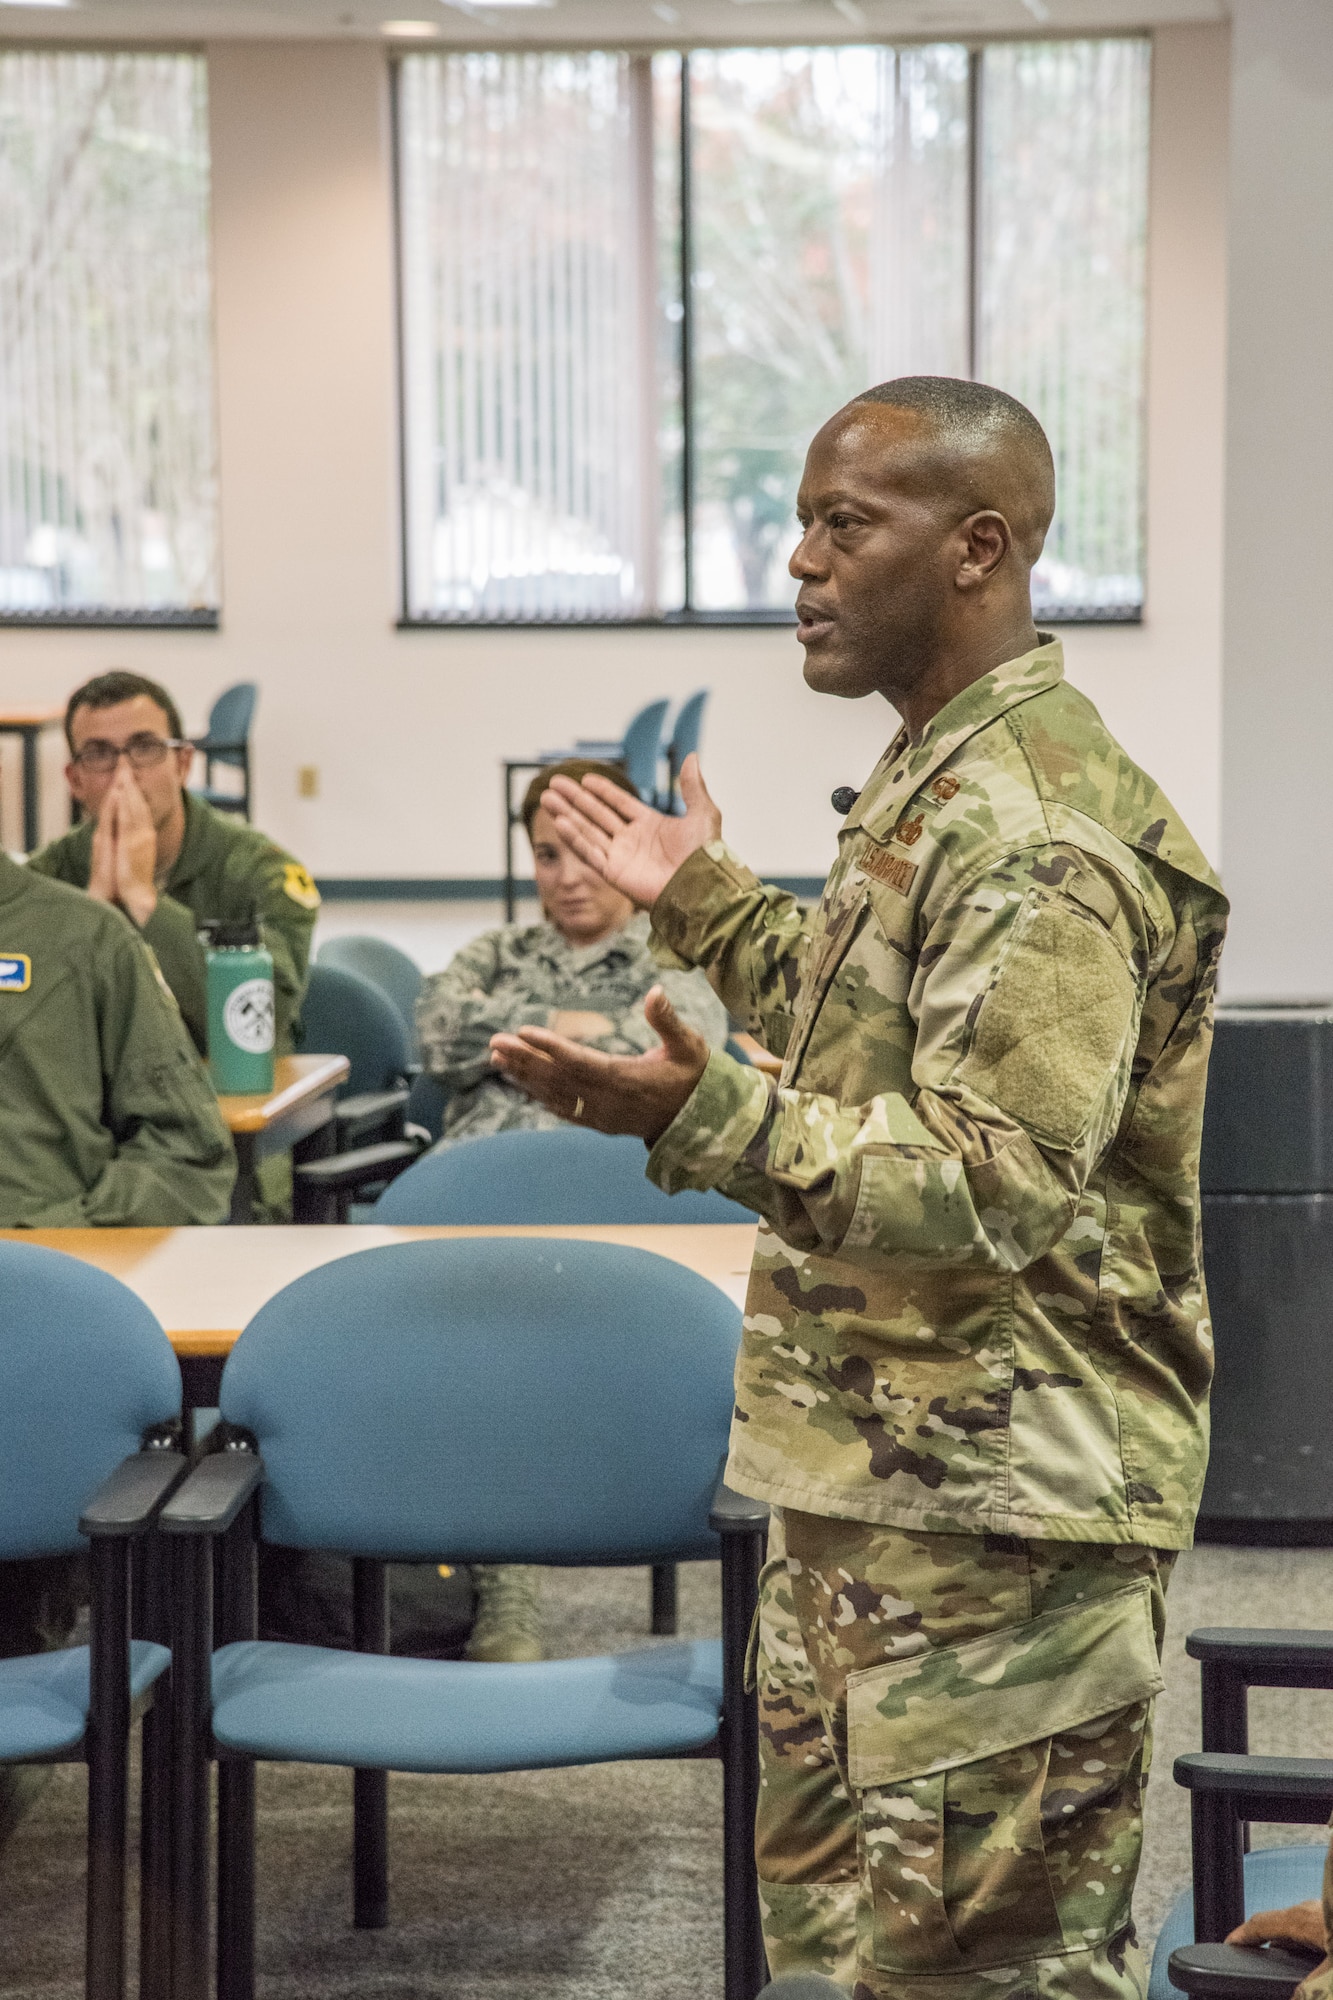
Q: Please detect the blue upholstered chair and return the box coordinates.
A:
[317,936,423,1059]
[661,688,710,812]
[292,963,423,1219]
[160,1237,768,2000]
[373,1127,756,1634]
[1151,1628,1333,2000]
[568,696,671,803]
[373,1124,756,1226]
[0,1242,187,2000]
[191,682,258,819]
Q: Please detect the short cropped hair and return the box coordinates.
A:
[65,671,185,750]
[855,375,1053,471]
[521,758,637,838]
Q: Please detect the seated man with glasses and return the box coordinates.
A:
[28,670,320,1060]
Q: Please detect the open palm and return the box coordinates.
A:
[539,754,723,908]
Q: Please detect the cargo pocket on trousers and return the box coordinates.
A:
[845,1580,1165,1976]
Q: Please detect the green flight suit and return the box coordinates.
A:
[28,791,319,1057]
[645,638,1229,1999]
[0,853,235,1228]
[0,852,234,1845]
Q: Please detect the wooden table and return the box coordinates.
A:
[216,1053,350,1223]
[1,1222,759,1405]
[0,704,65,852]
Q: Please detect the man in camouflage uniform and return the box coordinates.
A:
[491,377,1227,1999]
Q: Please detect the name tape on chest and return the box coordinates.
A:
[0,954,32,992]
[854,843,918,897]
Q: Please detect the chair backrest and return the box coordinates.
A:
[298,962,412,1095]
[0,1243,180,1561]
[667,689,709,769]
[317,936,422,1049]
[219,1238,740,1563]
[619,699,670,800]
[203,682,258,759]
[373,1126,755,1224]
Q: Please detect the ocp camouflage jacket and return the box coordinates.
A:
[647,639,1228,1547]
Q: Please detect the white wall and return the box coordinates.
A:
[0,27,1229,885]
[1218,0,1333,999]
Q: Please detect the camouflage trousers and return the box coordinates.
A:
[754,1508,1174,2000]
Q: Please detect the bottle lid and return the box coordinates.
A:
[202,917,261,949]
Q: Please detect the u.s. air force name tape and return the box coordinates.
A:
[0,954,32,992]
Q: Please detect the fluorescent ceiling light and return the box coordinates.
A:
[0,2,79,11]
[440,0,555,13]
[382,17,441,32]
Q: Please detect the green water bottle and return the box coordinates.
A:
[204,918,275,1094]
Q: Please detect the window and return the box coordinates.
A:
[395,39,1149,626]
[0,51,218,624]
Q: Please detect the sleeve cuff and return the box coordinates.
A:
[646,1044,773,1195]
[649,840,764,967]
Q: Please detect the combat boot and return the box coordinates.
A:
[466,1564,543,1662]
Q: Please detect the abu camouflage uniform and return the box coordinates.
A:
[415,909,728,1147]
[646,639,1227,1998]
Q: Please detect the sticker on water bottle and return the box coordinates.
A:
[223,979,276,1054]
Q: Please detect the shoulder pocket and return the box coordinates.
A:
[846,1578,1163,1790]
[956,889,1137,1151]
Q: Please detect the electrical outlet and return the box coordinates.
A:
[297,765,320,799]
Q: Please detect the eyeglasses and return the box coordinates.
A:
[71,734,189,773]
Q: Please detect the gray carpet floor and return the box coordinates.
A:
[3,1547,1333,1998]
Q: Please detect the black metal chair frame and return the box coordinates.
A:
[33,1439,191,2000]
[1169,1627,1333,1999]
[160,1440,769,2000]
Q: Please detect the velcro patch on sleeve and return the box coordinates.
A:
[856,841,918,898]
[282,862,321,911]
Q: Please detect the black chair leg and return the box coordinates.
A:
[217,1759,257,2000]
[137,1524,173,2000]
[720,1531,766,2000]
[651,1562,678,1635]
[353,1768,389,1929]
[138,1691,173,2000]
[352,1558,390,1929]
[86,1538,131,2000]
[171,1535,214,2000]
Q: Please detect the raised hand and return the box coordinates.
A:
[108,762,159,927]
[489,985,710,1143]
[540,754,722,911]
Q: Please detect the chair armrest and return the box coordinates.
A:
[335,1087,409,1128]
[294,1139,423,1194]
[710,1469,769,1537]
[160,1448,264,1537]
[1175,1753,1333,1822]
[1168,1943,1325,1999]
[1188,1630,1333,1689]
[79,1449,190,1537]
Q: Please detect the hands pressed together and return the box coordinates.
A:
[87,762,159,928]
[488,754,724,1143]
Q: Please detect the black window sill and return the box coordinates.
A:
[0,608,219,630]
[397,607,1143,632]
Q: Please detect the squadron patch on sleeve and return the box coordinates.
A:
[282,862,321,910]
[0,953,31,991]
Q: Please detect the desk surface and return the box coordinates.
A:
[3,1223,759,1356]
[0,706,65,727]
[217,1053,349,1134]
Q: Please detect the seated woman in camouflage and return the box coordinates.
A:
[416,759,728,1152]
[415,759,729,1663]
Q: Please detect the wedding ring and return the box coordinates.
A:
[573,1096,585,1120]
